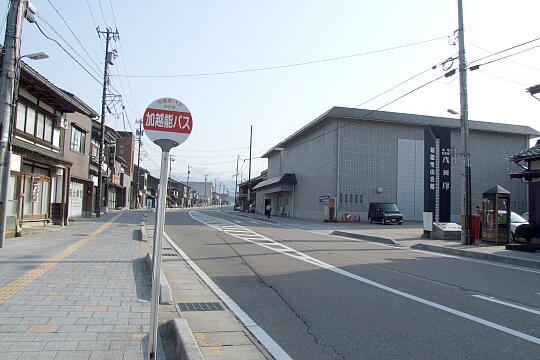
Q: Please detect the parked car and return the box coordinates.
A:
[169,203,178,208]
[368,202,403,225]
[510,211,528,242]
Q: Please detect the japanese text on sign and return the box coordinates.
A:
[143,109,192,133]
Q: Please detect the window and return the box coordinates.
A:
[16,103,26,131]
[53,128,60,148]
[26,106,36,136]
[345,194,348,203]
[36,113,45,139]
[359,194,363,203]
[339,193,343,203]
[350,194,353,203]
[44,117,53,142]
[355,194,358,203]
[70,126,86,153]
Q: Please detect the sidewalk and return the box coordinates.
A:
[224,210,540,269]
[0,210,168,360]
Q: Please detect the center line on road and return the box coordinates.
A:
[472,295,540,316]
[189,210,540,346]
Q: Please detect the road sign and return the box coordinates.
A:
[143,97,192,147]
[145,97,193,360]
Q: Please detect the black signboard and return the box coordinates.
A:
[424,126,451,222]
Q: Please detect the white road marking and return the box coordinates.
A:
[216,211,540,274]
[472,295,540,316]
[234,220,242,224]
[248,220,259,224]
[190,211,540,346]
[163,232,292,360]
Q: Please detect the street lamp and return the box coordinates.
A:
[0,51,49,247]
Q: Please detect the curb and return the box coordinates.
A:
[139,224,147,242]
[411,243,540,269]
[168,319,205,360]
[144,252,174,305]
[331,230,400,245]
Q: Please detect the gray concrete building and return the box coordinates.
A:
[256,107,540,222]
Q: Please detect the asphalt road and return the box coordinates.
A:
[164,209,540,360]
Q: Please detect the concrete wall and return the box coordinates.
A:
[452,129,529,220]
[262,119,338,220]
[337,119,425,221]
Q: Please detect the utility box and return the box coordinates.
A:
[430,222,461,240]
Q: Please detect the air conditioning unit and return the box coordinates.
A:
[54,114,67,129]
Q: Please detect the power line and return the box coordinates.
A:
[96,0,107,25]
[470,44,540,70]
[477,69,529,87]
[34,21,103,85]
[45,0,102,74]
[466,40,540,72]
[111,35,449,78]
[468,36,540,65]
[36,15,102,80]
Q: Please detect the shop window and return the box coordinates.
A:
[70,126,86,153]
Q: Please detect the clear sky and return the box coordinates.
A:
[3,0,540,193]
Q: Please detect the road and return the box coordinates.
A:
[164,209,540,360]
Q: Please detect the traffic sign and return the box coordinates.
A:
[143,97,192,147]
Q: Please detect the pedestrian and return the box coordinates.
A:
[475,205,483,239]
[265,203,272,219]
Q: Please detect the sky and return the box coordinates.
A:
[3,0,540,194]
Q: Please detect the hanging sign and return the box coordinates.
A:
[143,97,193,146]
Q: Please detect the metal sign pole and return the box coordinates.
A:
[142,97,193,360]
[148,148,170,359]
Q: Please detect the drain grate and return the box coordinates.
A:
[162,247,172,250]
[178,302,224,312]
[162,253,176,257]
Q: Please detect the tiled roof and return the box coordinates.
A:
[510,141,540,161]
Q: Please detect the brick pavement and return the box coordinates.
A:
[0,210,167,360]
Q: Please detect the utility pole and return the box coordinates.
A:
[0,0,26,247]
[186,164,191,207]
[204,174,207,207]
[247,125,252,206]
[457,0,471,245]
[134,119,142,208]
[234,155,239,209]
[96,27,118,218]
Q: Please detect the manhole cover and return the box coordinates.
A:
[178,302,224,312]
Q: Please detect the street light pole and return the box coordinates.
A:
[457,0,471,245]
[0,0,34,247]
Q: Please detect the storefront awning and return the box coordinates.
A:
[253,173,296,190]
[12,138,72,166]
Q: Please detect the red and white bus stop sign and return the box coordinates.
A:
[143,97,192,149]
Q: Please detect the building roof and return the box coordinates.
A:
[12,138,72,165]
[262,107,540,158]
[509,140,540,161]
[252,173,296,190]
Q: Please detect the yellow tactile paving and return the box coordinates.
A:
[0,213,122,304]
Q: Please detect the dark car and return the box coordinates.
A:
[368,202,403,225]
